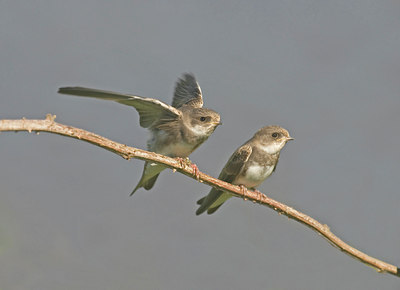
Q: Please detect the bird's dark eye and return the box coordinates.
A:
[200,116,207,122]
[272,132,279,138]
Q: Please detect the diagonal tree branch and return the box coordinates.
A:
[1,114,399,277]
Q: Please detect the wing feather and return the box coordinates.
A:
[172,73,203,108]
[196,144,252,215]
[58,86,181,128]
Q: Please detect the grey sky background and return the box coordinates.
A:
[1,1,400,289]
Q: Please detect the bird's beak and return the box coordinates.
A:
[286,137,294,141]
[215,121,223,126]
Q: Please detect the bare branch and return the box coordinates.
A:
[1,115,399,277]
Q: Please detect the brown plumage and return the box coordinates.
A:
[58,73,221,195]
[196,125,292,215]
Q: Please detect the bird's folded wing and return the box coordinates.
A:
[58,87,181,128]
[196,144,252,215]
[220,143,252,182]
[172,73,203,108]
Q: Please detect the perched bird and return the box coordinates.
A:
[58,73,221,195]
[196,125,292,215]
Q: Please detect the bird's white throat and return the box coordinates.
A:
[189,124,210,136]
[259,141,285,154]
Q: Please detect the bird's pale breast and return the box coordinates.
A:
[234,163,274,188]
[159,141,196,157]
[150,130,196,157]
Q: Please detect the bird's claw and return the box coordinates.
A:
[176,157,187,168]
[190,163,200,180]
[253,189,264,202]
[239,185,248,200]
[176,157,200,179]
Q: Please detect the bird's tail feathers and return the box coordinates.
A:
[196,196,206,205]
[130,162,165,196]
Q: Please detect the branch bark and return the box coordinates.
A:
[1,115,399,277]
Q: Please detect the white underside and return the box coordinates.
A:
[208,141,284,210]
[151,131,195,157]
[159,141,195,157]
[235,164,274,188]
[211,164,274,208]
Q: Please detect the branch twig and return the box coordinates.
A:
[1,115,399,277]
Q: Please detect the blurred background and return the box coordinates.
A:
[1,1,400,289]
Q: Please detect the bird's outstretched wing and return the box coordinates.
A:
[172,73,203,108]
[58,87,181,128]
[196,144,252,215]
